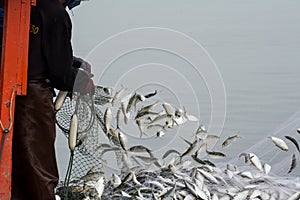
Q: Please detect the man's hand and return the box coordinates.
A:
[73,57,92,74]
[74,68,95,95]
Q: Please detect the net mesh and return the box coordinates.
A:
[55,86,300,200]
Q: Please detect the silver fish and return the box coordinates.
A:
[104,108,113,133]
[263,163,271,175]
[206,149,226,159]
[196,124,207,134]
[111,85,125,106]
[138,100,160,113]
[121,191,131,198]
[118,131,128,151]
[144,90,157,98]
[69,114,78,152]
[136,119,146,138]
[126,93,137,113]
[249,153,263,171]
[180,139,198,158]
[156,130,165,138]
[287,191,300,200]
[76,132,87,147]
[116,107,122,130]
[94,176,105,199]
[135,111,160,120]
[120,102,129,124]
[270,136,289,151]
[128,145,152,156]
[54,91,68,111]
[285,135,300,152]
[239,153,250,163]
[162,149,181,159]
[148,114,171,125]
[135,155,158,163]
[222,134,240,148]
[288,153,297,173]
[162,102,174,116]
[197,168,219,184]
[110,173,121,188]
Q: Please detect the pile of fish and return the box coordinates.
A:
[55,86,300,200]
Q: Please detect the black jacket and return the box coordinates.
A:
[29,0,77,91]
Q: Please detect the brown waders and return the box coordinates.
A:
[12,80,58,200]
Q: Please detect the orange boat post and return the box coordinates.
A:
[0,0,36,199]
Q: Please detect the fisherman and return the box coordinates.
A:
[12,0,94,199]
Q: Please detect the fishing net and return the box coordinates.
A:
[55,85,300,200]
[55,87,111,180]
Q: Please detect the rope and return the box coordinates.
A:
[0,87,16,162]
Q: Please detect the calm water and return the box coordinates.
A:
[55,0,300,178]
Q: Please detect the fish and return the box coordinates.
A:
[195,143,207,156]
[111,85,125,106]
[206,149,226,159]
[54,91,68,111]
[196,124,207,134]
[162,102,174,116]
[126,93,137,113]
[249,190,262,199]
[287,191,300,200]
[110,173,121,188]
[116,107,122,130]
[135,155,158,163]
[120,102,129,124]
[240,171,253,179]
[104,108,113,133]
[160,184,176,199]
[144,90,157,98]
[263,163,271,175]
[135,111,160,120]
[288,153,297,173]
[121,191,131,198]
[270,136,289,151]
[226,163,237,172]
[136,119,146,138]
[103,87,113,95]
[148,114,171,125]
[79,171,104,182]
[222,133,240,148]
[233,190,249,200]
[134,94,146,111]
[129,171,142,186]
[138,101,160,113]
[147,124,164,131]
[94,176,105,199]
[185,114,199,122]
[284,135,300,152]
[180,139,198,158]
[175,108,184,118]
[118,131,128,151]
[128,145,152,155]
[69,113,78,152]
[162,149,181,159]
[249,153,263,171]
[156,130,165,138]
[76,132,87,147]
[197,168,219,184]
[191,155,216,167]
[239,153,250,163]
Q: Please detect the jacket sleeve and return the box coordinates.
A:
[40,0,78,91]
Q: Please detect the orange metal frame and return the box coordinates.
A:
[0,0,36,199]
